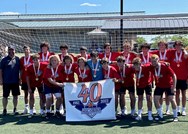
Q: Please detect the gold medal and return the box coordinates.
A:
[122,81,124,84]
[94,75,96,78]
[177,64,180,67]
[66,77,69,81]
[35,78,39,81]
[25,68,27,71]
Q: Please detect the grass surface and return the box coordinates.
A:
[0,89,188,134]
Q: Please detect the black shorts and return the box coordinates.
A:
[137,85,152,96]
[119,86,135,94]
[176,80,187,90]
[154,87,174,96]
[3,83,20,98]
[30,86,44,94]
[21,83,28,91]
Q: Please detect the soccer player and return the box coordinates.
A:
[151,41,173,114]
[170,41,188,116]
[87,51,103,81]
[99,43,120,65]
[26,54,48,118]
[116,56,136,116]
[74,57,92,82]
[58,43,75,64]
[20,45,32,114]
[38,41,55,62]
[100,58,121,115]
[120,42,137,64]
[76,46,90,61]
[0,46,20,115]
[150,54,178,122]
[139,43,152,64]
[43,55,64,119]
[132,57,153,121]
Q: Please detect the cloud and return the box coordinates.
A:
[80,3,101,7]
[0,12,20,15]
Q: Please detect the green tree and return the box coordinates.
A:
[169,35,188,47]
[136,36,147,45]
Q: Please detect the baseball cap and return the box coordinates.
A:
[8,45,16,50]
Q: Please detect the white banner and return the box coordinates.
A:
[64,79,116,122]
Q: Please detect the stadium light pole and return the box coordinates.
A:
[120,0,123,51]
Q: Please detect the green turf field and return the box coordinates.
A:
[0,89,188,134]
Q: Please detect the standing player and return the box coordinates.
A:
[43,55,64,119]
[20,45,32,114]
[0,46,20,115]
[100,58,121,115]
[99,43,120,65]
[151,41,173,114]
[74,57,92,82]
[139,43,152,64]
[170,41,188,116]
[87,51,103,81]
[116,56,136,116]
[132,57,153,121]
[76,46,90,62]
[120,42,137,64]
[26,54,48,118]
[150,54,178,121]
[38,41,55,63]
[58,43,75,64]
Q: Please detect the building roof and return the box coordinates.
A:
[0,12,188,30]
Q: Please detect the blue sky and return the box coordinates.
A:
[0,0,188,15]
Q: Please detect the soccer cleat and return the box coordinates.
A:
[51,105,55,113]
[165,110,171,115]
[135,115,142,121]
[182,111,186,116]
[22,107,29,114]
[173,117,179,122]
[148,116,153,121]
[177,111,181,116]
[3,109,7,116]
[155,115,163,121]
[45,112,51,120]
[13,108,19,115]
[33,108,37,115]
[55,111,62,118]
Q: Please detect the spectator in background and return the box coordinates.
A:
[0,45,20,115]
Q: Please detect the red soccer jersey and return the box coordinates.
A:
[169,50,188,80]
[76,54,91,61]
[102,65,121,91]
[115,64,135,88]
[99,52,120,62]
[74,67,92,82]
[20,56,33,83]
[58,54,75,63]
[135,64,152,88]
[151,62,175,88]
[38,52,55,62]
[27,62,48,88]
[150,49,174,62]
[62,63,77,82]
[139,53,152,64]
[43,65,63,88]
[120,51,137,64]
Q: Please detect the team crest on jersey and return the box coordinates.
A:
[69,83,112,118]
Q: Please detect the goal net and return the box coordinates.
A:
[1,12,188,56]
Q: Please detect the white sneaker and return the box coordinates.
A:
[165,110,171,115]
[22,107,29,114]
[148,116,153,121]
[135,115,142,121]
[33,108,37,115]
[182,111,186,116]
[173,117,178,122]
